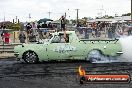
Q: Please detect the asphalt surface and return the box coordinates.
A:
[0,58,132,88]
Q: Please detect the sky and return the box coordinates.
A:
[0,0,131,22]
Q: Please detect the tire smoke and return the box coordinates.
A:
[119,36,132,62]
[92,36,132,63]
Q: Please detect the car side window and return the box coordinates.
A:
[61,34,69,43]
[51,35,61,43]
[51,34,69,43]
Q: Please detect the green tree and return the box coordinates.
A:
[82,17,88,21]
[122,13,131,16]
[70,19,76,24]
[12,23,21,30]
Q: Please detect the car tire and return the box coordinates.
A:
[87,50,102,63]
[23,51,39,64]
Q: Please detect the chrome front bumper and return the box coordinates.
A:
[14,53,19,57]
[14,53,20,61]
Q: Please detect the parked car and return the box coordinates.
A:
[14,31,123,64]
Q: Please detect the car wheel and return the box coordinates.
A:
[87,50,102,63]
[23,51,39,64]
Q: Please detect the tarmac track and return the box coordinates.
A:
[0,58,132,88]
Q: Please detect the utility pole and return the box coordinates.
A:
[4,15,5,22]
[48,12,52,19]
[75,9,79,25]
[29,13,31,22]
[13,19,14,23]
[65,12,67,18]
[4,12,5,22]
[16,16,18,23]
[131,4,132,21]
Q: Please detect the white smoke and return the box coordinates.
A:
[92,36,132,63]
[119,36,132,62]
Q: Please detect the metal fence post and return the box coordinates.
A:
[13,31,15,43]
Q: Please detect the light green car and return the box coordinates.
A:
[14,31,123,63]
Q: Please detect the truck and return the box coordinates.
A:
[14,31,123,64]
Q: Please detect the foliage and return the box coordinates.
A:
[65,19,69,24]
[12,23,21,30]
[0,21,22,30]
[0,21,13,29]
[96,15,114,19]
[70,19,76,24]
[122,13,131,16]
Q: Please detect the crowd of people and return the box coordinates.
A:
[76,21,132,39]
[20,16,67,43]
[0,16,132,44]
[0,25,11,44]
[21,22,54,43]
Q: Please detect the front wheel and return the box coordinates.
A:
[23,51,39,64]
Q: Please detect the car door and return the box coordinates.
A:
[46,33,76,60]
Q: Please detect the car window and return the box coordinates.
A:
[51,34,69,43]
[51,35,61,43]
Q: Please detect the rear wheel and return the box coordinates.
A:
[87,50,119,63]
[23,51,39,64]
[87,50,102,63]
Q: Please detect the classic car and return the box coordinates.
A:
[14,31,123,63]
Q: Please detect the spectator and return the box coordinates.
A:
[92,22,98,37]
[78,22,82,27]
[102,22,106,31]
[97,22,101,37]
[0,25,3,29]
[37,24,41,29]
[28,31,37,42]
[42,22,47,28]
[48,22,53,29]
[3,25,6,29]
[1,30,5,40]
[60,16,66,31]
[60,16,67,41]
[128,23,132,36]
[32,22,37,34]
[26,23,32,35]
[108,23,114,38]
[19,31,26,43]
[32,22,36,28]
[3,31,10,44]
[37,24,43,40]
